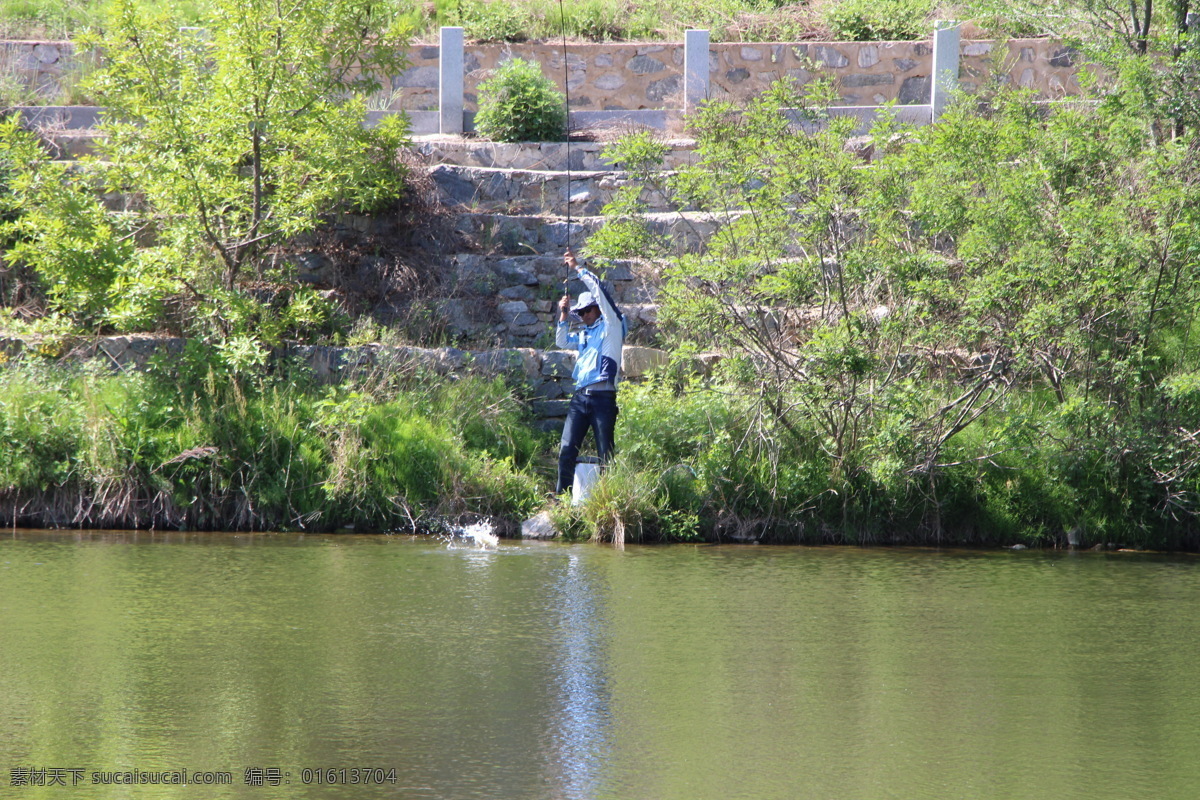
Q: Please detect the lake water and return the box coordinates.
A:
[2,531,1198,799]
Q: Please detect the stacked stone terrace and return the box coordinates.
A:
[413,137,705,350]
[2,130,685,429]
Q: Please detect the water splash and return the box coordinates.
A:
[440,521,500,550]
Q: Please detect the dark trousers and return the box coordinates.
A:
[556,391,619,494]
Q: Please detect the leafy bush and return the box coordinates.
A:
[453,0,533,42]
[474,58,567,142]
[821,0,933,41]
[0,358,544,532]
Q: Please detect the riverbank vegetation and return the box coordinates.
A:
[548,0,1200,548]
[1,0,1198,548]
[0,354,546,531]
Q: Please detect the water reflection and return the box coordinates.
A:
[549,552,613,799]
[1,534,1198,800]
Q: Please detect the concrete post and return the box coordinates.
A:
[931,21,961,120]
[440,26,464,135]
[684,29,710,115]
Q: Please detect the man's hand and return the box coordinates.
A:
[558,293,571,321]
[564,249,580,273]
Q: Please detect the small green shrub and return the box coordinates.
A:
[821,0,933,41]
[455,0,533,42]
[474,58,566,143]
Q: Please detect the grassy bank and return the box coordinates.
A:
[1,351,1197,548]
[0,0,951,44]
[547,377,1200,549]
[0,352,547,533]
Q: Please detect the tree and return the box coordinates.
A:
[969,0,1196,135]
[0,0,412,336]
[86,0,411,291]
[588,75,1200,535]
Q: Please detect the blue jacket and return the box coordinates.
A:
[556,267,626,391]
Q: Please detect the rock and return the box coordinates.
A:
[532,399,571,417]
[1050,47,1077,68]
[498,300,530,318]
[845,135,875,162]
[628,55,665,75]
[499,285,535,301]
[33,43,61,64]
[495,261,539,286]
[533,380,566,399]
[434,348,469,373]
[435,299,487,338]
[694,352,723,375]
[394,65,439,88]
[898,75,930,105]
[843,73,894,88]
[815,46,849,68]
[604,263,635,282]
[646,75,681,103]
[471,348,541,380]
[542,350,576,377]
[622,346,668,379]
[595,73,625,91]
[430,164,478,206]
[520,511,559,539]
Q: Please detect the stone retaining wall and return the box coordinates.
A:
[7,37,1083,112]
[395,37,1082,111]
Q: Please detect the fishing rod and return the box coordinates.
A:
[558,0,574,294]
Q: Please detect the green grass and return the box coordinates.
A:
[0,0,208,38]
[0,352,548,532]
[0,0,948,43]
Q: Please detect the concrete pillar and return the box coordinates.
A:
[931,21,961,120]
[440,26,464,135]
[684,29,710,115]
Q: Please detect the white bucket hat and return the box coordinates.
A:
[570,291,599,313]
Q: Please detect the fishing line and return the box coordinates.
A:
[557,0,572,255]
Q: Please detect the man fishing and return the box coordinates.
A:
[555,249,626,496]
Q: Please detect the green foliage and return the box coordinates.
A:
[452,0,535,42]
[474,58,567,143]
[821,0,934,41]
[1,0,413,346]
[81,0,411,292]
[0,358,542,531]
[0,122,130,325]
[3,0,837,43]
[968,0,1198,135]
[589,72,1200,545]
[586,132,671,262]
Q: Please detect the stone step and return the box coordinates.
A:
[412,136,699,172]
[453,210,723,256]
[449,253,660,305]
[429,163,684,216]
[434,252,662,347]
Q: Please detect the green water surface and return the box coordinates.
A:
[1,531,1198,799]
